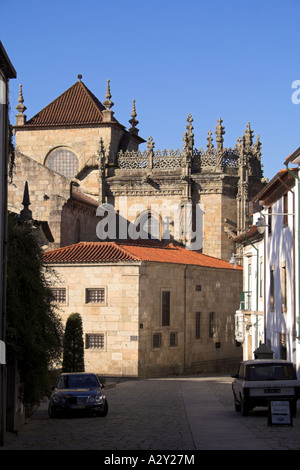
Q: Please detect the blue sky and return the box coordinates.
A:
[1,0,299,179]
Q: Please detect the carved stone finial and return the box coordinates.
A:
[253,134,262,160]
[147,136,155,170]
[129,99,139,134]
[147,136,155,153]
[182,132,189,153]
[102,79,115,122]
[236,135,247,167]
[215,117,225,152]
[186,114,194,151]
[235,136,243,155]
[15,84,27,125]
[206,130,214,152]
[103,78,114,110]
[244,122,254,150]
[17,84,25,106]
[19,181,32,222]
[182,114,194,164]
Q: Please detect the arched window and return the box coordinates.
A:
[46,148,79,178]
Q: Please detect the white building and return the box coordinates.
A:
[234,222,265,360]
[284,148,300,376]
[234,154,300,377]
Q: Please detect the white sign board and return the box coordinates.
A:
[268,401,292,426]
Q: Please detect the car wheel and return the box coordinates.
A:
[97,399,108,417]
[233,393,241,412]
[48,405,57,419]
[234,401,241,412]
[241,400,250,416]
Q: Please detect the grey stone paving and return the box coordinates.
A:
[1,375,300,451]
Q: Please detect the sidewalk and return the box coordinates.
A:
[181,379,273,450]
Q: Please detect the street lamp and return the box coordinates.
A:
[229,253,237,267]
[256,215,268,234]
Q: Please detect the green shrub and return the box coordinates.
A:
[62,313,85,372]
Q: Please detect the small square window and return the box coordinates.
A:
[50,288,66,303]
[86,288,105,304]
[86,333,105,349]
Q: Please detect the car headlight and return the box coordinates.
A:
[95,395,104,403]
[88,394,103,403]
[52,395,61,404]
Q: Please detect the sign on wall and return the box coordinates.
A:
[234,311,244,343]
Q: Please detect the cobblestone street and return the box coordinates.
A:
[1,375,300,451]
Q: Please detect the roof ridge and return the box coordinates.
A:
[78,80,107,119]
[25,80,106,126]
[111,241,141,260]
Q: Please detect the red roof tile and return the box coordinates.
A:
[43,240,242,270]
[24,80,110,127]
[43,241,135,263]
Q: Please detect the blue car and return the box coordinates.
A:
[48,372,108,418]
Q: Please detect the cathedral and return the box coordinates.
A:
[7,75,266,378]
[9,75,265,261]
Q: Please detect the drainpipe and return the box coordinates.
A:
[285,162,300,344]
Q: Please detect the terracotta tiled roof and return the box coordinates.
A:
[24,80,111,127]
[43,241,135,263]
[43,240,242,270]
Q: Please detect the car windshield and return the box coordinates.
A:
[247,363,296,381]
[56,374,99,389]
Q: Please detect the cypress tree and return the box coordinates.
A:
[62,313,85,372]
